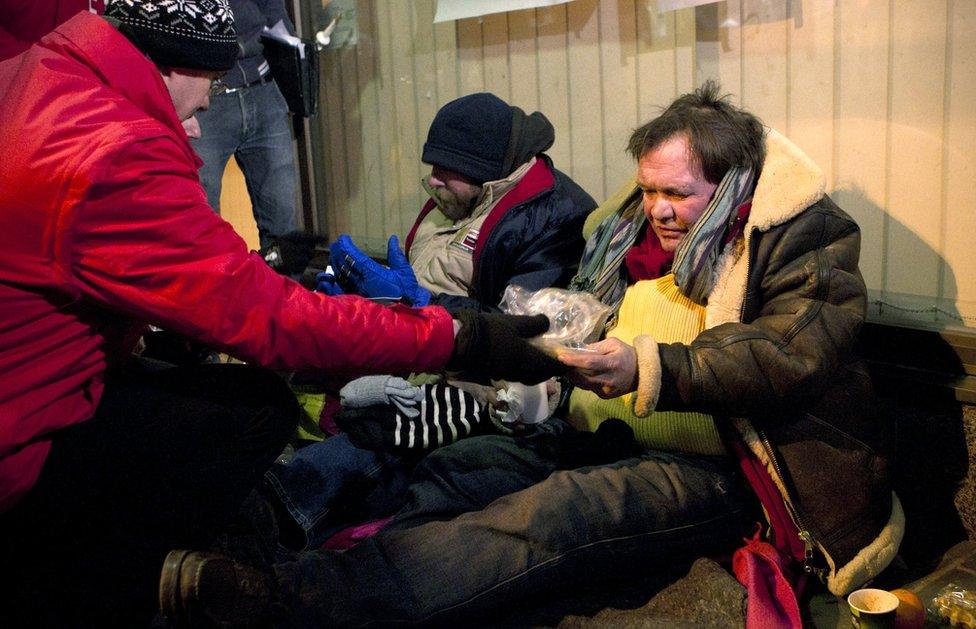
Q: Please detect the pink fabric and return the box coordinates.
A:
[730,440,806,563]
[319,395,343,437]
[728,438,806,629]
[320,517,394,551]
[733,529,803,629]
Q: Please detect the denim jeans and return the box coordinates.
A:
[265,419,570,550]
[265,433,411,550]
[275,436,749,627]
[0,361,298,628]
[192,80,298,249]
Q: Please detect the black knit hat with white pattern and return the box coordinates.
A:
[105,0,238,71]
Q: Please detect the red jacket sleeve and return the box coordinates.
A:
[64,136,455,377]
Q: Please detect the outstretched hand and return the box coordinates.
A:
[557,337,638,399]
[447,310,567,385]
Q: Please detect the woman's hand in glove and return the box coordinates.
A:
[447,310,566,385]
[557,337,638,399]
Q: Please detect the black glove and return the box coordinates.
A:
[335,383,488,453]
[447,310,567,385]
[260,231,325,276]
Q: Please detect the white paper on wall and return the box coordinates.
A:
[654,0,722,11]
[434,0,576,23]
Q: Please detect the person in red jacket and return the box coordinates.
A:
[0,0,103,60]
[0,1,561,626]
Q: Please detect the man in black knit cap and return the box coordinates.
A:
[320,91,596,313]
[261,92,597,555]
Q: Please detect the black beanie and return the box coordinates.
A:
[422,92,514,184]
[105,0,238,72]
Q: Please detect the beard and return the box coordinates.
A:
[432,188,478,221]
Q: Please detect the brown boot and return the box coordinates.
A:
[159,549,279,627]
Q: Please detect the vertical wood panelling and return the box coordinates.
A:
[457,18,485,95]
[311,0,976,331]
[740,0,788,132]
[567,0,605,200]
[673,8,696,93]
[483,13,511,101]
[433,9,460,106]
[373,6,401,251]
[337,38,363,237]
[786,0,834,186]
[635,2,680,122]
[353,3,382,244]
[598,0,639,192]
[885,1,948,315]
[321,36,349,239]
[833,0,889,294]
[696,0,742,101]
[944,0,976,323]
[508,9,540,113]
[412,0,440,203]
[389,1,421,238]
[537,5,572,171]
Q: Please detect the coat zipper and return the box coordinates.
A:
[757,427,828,580]
[741,229,830,580]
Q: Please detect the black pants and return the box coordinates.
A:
[0,361,298,628]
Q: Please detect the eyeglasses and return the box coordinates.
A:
[208,77,227,96]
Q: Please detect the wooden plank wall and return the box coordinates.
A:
[312,0,976,333]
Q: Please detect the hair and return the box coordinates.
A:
[627,80,765,184]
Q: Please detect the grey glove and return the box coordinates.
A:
[340,375,423,418]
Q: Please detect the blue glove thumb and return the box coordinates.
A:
[386,235,431,307]
[387,235,411,270]
[315,271,345,295]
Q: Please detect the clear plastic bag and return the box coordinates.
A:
[499,285,611,355]
[930,584,976,628]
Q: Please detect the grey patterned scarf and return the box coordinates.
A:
[570,167,755,320]
[672,167,755,303]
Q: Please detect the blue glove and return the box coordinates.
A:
[328,234,431,306]
[315,271,345,295]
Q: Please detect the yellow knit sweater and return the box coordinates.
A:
[566,275,727,456]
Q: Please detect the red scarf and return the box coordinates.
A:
[624,201,752,284]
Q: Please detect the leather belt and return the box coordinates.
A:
[221,74,272,94]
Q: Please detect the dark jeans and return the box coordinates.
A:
[265,419,569,549]
[0,361,298,628]
[192,80,299,249]
[275,443,749,627]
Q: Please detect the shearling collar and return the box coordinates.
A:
[747,129,826,232]
[703,130,825,330]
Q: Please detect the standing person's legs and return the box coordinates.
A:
[236,81,299,249]
[192,92,243,214]
[0,362,298,628]
[275,451,749,627]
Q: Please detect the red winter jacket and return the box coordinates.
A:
[0,0,101,61]
[0,13,454,512]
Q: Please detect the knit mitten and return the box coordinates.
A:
[336,383,486,452]
[339,375,423,418]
